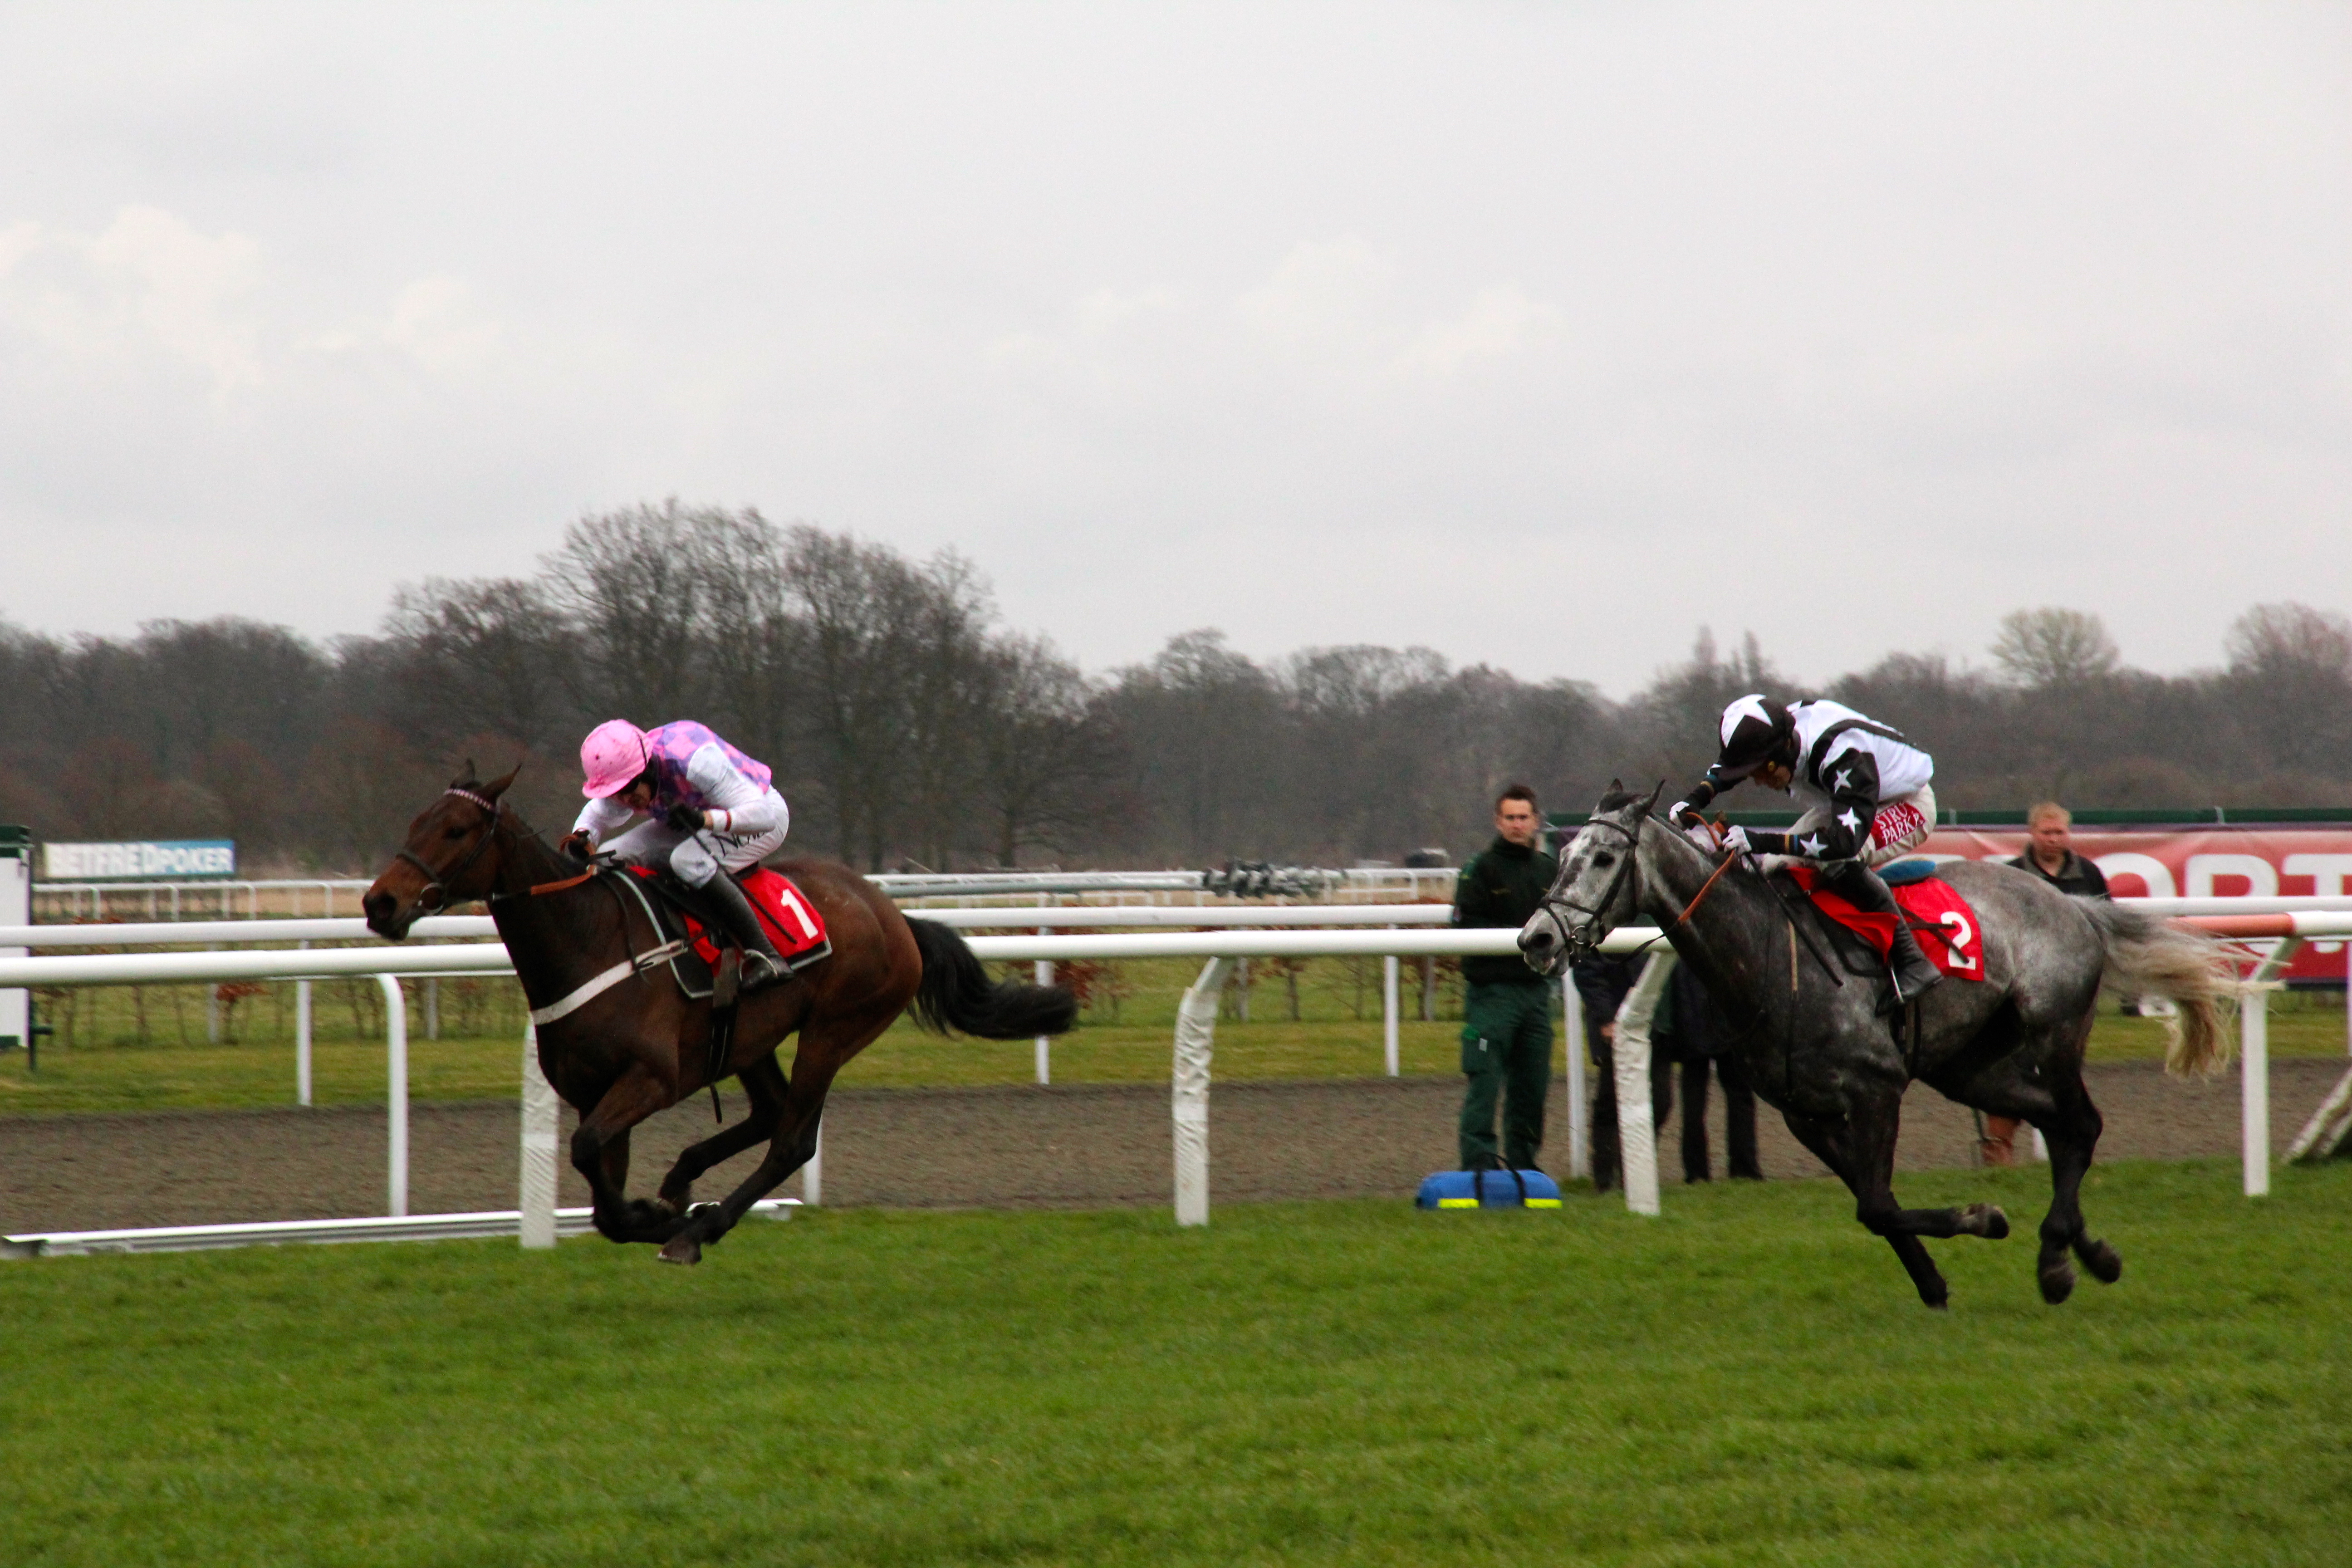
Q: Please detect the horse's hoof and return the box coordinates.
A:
[657,1234,703,1266]
[1966,1203,2010,1240]
[2076,1237,2122,1284]
[1923,1296,1949,1312]
[2038,1258,2077,1304]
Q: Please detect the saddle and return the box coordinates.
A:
[1778,860,1985,983]
[617,864,833,992]
[599,865,833,1122]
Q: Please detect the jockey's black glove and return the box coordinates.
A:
[558,830,594,863]
[664,803,706,832]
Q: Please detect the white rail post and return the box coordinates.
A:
[1173,956,1232,1226]
[803,1122,823,1205]
[1611,951,1673,1218]
[294,945,312,1108]
[1035,894,1052,1085]
[1383,950,1400,1077]
[1563,973,1589,1181]
[519,1021,558,1249]
[2244,980,2270,1198]
[375,974,408,1217]
[2240,938,2300,1198]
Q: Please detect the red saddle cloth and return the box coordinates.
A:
[1788,867,1985,981]
[628,866,831,970]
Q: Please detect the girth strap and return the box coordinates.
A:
[528,940,689,1026]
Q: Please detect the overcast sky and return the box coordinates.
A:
[1,2,2345,694]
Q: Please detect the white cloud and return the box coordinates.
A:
[1392,285,1564,377]
[310,276,504,375]
[0,206,266,397]
[1235,238,1396,351]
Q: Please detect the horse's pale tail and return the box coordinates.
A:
[906,917,1080,1039]
[2079,901,2242,1078]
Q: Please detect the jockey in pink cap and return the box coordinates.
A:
[562,719,793,987]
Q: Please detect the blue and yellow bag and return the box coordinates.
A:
[1415,1168,1563,1210]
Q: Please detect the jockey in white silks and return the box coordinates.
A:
[561,719,793,987]
[1671,695,1944,1006]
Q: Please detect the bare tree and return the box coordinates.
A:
[385,577,580,757]
[972,633,1117,866]
[1991,608,2120,688]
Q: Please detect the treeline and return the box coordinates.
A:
[3,504,2347,873]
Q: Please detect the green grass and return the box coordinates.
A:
[0,1161,2346,1566]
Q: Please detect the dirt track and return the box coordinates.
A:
[2,1058,2344,1234]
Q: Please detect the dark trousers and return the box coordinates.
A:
[1675,1054,1761,1182]
[1586,1020,1673,1194]
[1459,982,1552,1170]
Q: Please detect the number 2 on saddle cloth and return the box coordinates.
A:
[1787,864,1985,980]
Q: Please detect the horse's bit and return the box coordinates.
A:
[394,786,503,912]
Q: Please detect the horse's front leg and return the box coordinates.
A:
[571,1067,687,1245]
[656,1052,789,1214]
[1781,1098,1979,1310]
[658,1015,886,1265]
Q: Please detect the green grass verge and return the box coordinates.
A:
[3,963,2346,1116]
[0,1161,2345,1566]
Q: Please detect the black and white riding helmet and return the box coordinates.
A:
[1714,694,1796,781]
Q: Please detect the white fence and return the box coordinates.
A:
[3,904,2348,1256]
[29,867,1466,923]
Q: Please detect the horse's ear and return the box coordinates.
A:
[1640,780,1667,818]
[450,759,478,790]
[482,764,521,801]
[1607,778,1624,795]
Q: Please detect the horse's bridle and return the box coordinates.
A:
[1536,812,1645,959]
[394,787,504,912]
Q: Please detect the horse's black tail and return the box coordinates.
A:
[906,916,1080,1039]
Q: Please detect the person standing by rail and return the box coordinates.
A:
[1452,785,1559,1172]
[1982,801,2109,1164]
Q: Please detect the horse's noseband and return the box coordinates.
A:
[1537,814,1642,958]
[395,788,503,912]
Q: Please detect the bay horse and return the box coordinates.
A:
[1518,785,2238,1308]
[362,767,1077,1264]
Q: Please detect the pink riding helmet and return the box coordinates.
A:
[580,719,652,799]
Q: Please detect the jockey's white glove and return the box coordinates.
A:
[1668,799,1700,828]
[1719,825,1754,857]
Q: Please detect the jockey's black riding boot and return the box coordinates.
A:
[1820,860,1941,1010]
[702,872,787,990]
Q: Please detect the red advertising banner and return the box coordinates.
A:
[1921,828,2352,982]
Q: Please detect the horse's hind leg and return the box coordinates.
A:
[2034,1054,2117,1304]
[655,1052,789,1214]
[1952,1014,2116,1303]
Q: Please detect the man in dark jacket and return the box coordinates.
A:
[1452,785,1559,1171]
[1653,961,1761,1183]
[1983,800,2109,1164]
[2012,801,2110,898]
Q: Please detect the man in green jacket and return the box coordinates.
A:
[1453,784,1560,1171]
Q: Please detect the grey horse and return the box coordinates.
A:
[1518,784,2237,1308]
